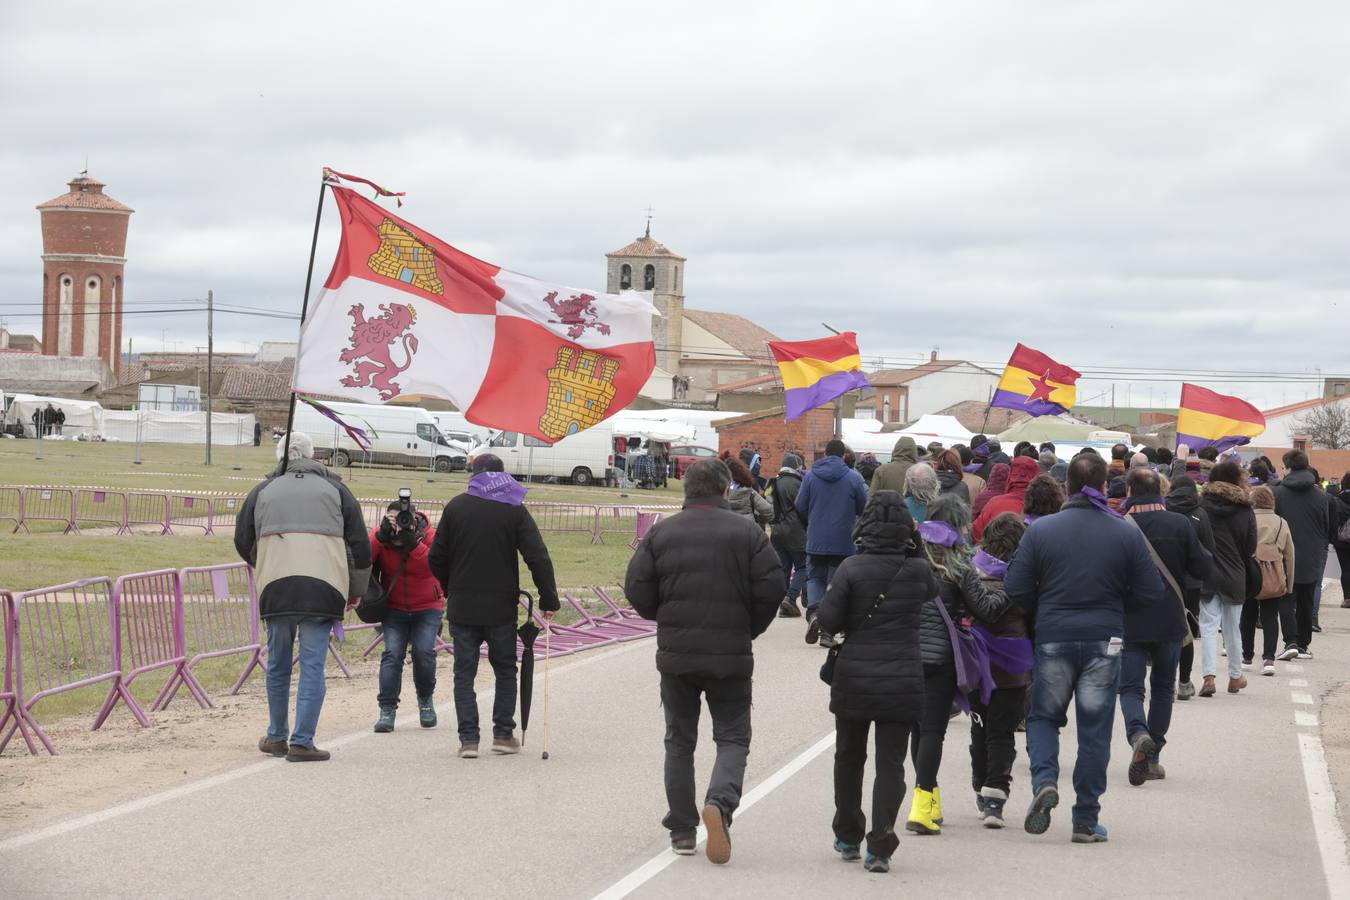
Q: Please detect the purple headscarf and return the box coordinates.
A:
[467,471,528,506]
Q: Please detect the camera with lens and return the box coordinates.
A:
[378,488,421,553]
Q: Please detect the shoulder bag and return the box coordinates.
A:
[819,568,895,685]
[355,553,408,625]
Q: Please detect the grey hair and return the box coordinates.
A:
[683,458,731,500]
[904,462,940,505]
[277,431,314,461]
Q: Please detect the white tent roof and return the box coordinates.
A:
[891,414,974,446]
[4,393,104,437]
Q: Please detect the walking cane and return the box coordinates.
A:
[541,626,552,760]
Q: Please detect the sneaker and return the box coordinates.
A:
[863,853,890,874]
[819,632,838,649]
[1024,783,1059,835]
[1312,622,1322,633]
[418,698,437,728]
[1071,823,1109,843]
[1242,657,1253,670]
[1145,762,1166,781]
[778,598,802,618]
[975,794,989,819]
[1128,733,1158,786]
[672,835,697,856]
[258,736,288,757]
[1262,659,1276,676]
[1176,680,1195,701]
[1220,646,1227,657]
[458,743,479,759]
[286,744,331,762]
[492,736,521,755]
[834,839,861,861]
[374,706,396,733]
[702,804,732,865]
[1227,676,1248,693]
[1297,649,1314,660]
[1278,646,1300,661]
[805,613,821,645]
[980,788,1008,829]
[1199,676,1217,698]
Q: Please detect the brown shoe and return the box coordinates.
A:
[458,743,479,759]
[702,804,732,865]
[1227,676,1248,693]
[286,744,331,762]
[1199,676,1217,698]
[258,737,288,757]
[492,736,521,755]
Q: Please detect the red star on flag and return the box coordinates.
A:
[1026,371,1056,404]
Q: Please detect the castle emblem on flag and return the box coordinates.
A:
[539,347,620,439]
[367,218,444,295]
[338,302,419,401]
[542,291,613,340]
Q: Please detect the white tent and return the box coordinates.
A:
[890,414,974,448]
[100,409,257,445]
[4,393,103,437]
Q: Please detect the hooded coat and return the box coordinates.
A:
[795,455,869,556]
[976,448,1011,482]
[971,464,1010,519]
[816,492,936,722]
[870,437,920,494]
[768,468,806,553]
[1165,477,1217,591]
[728,485,774,526]
[1274,469,1331,585]
[972,456,1040,540]
[1199,480,1257,604]
[1254,507,1296,593]
[936,468,972,505]
[966,562,1030,688]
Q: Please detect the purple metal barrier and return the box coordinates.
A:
[123,491,170,535]
[167,494,215,535]
[517,595,615,653]
[0,591,46,755]
[17,487,75,534]
[591,585,650,625]
[98,569,209,727]
[73,488,129,534]
[0,577,117,756]
[0,486,23,534]
[629,511,662,550]
[563,593,654,641]
[177,564,262,699]
[216,494,244,527]
[596,505,680,545]
[527,502,601,543]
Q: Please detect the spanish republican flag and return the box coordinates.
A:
[1176,384,1265,451]
[293,179,657,444]
[991,344,1080,417]
[769,334,870,421]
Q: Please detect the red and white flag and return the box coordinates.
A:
[293,185,657,443]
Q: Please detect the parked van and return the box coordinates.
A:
[430,411,492,446]
[293,400,466,472]
[479,424,615,486]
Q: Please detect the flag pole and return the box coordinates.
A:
[281,172,331,473]
[821,323,843,439]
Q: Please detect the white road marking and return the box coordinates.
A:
[1292,693,1316,706]
[1296,711,1320,727]
[593,731,837,900]
[1290,679,1310,687]
[0,638,651,853]
[1298,732,1350,897]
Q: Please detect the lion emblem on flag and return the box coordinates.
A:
[543,291,612,340]
[338,302,418,401]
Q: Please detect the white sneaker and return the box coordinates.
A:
[1220,647,1227,657]
[1297,649,1313,660]
[1278,647,1299,661]
[1241,660,1252,671]
[1261,660,1276,676]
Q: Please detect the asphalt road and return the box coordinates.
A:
[5,601,1349,899]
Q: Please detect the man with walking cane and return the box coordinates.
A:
[429,453,558,760]
[624,458,785,864]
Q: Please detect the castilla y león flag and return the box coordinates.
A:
[293,185,657,443]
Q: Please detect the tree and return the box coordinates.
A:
[1291,401,1350,449]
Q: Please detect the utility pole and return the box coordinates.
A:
[205,290,213,465]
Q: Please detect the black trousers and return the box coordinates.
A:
[1239,598,1260,662]
[1177,587,1202,682]
[1336,546,1350,600]
[833,716,909,859]
[660,672,752,838]
[969,685,1028,795]
[1294,581,1317,650]
[911,663,956,791]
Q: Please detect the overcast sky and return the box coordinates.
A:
[1,1,1346,410]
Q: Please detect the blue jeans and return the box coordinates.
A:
[806,554,848,614]
[265,615,333,748]
[1117,640,1181,761]
[377,609,441,708]
[1027,640,1121,828]
[775,547,807,602]
[450,623,518,744]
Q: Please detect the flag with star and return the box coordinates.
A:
[990,343,1080,417]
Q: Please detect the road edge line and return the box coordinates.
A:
[1297,730,1350,897]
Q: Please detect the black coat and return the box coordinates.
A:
[428,494,558,627]
[965,568,1030,688]
[768,470,806,554]
[816,494,936,722]
[936,469,971,505]
[1165,480,1216,591]
[1275,470,1331,584]
[1200,481,1257,604]
[918,557,1009,667]
[1335,490,1350,551]
[624,498,784,679]
[1124,498,1212,642]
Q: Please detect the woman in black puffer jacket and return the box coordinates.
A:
[817,491,937,874]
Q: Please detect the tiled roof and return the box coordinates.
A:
[868,359,967,387]
[221,363,293,401]
[606,233,686,260]
[37,175,134,213]
[681,308,780,360]
[715,373,780,395]
[1261,397,1337,419]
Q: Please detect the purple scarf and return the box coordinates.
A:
[467,472,528,506]
[972,549,1008,578]
[1072,486,1123,518]
[963,463,983,474]
[919,519,962,547]
[971,624,1035,683]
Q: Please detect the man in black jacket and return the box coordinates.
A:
[769,452,807,618]
[1120,468,1212,786]
[624,458,785,864]
[429,454,558,759]
[1275,451,1330,656]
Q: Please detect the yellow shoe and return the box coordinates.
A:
[932,785,944,825]
[905,788,941,835]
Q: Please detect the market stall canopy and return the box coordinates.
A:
[3,393,103,437]
[997,416,1099,444]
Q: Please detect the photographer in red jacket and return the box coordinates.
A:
[371,494,445,733]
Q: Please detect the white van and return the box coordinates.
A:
[293,400,467,472]
[430,412,492,446]
[480,423,615,486]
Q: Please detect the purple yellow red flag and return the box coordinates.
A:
[990,343,1080,417]
[1176,384,1265,451]
[768,333,870,421]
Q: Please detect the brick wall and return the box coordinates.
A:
[715,405,838,472]
[1253,446,1350,483]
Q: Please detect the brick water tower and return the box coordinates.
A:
[37,173,133,376]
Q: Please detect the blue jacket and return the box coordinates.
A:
[1004,497,1164,644]
[794,456,868,556]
